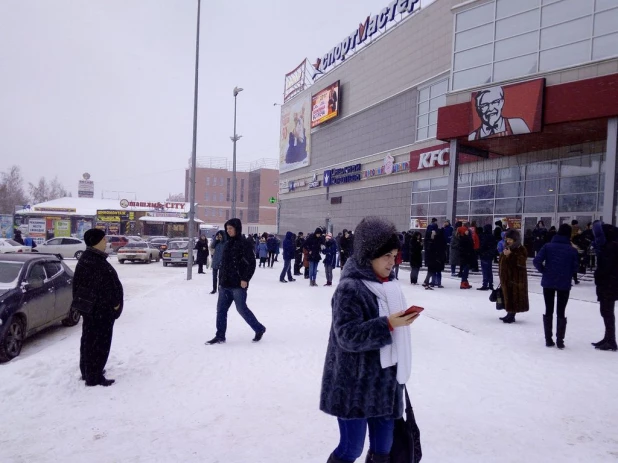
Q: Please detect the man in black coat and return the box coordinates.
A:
[195,235,210,274]
[303,227,324,286]
[73,228,123,387]
[339,229,353,269]
[294,232,305,275]
[206,218,266,344]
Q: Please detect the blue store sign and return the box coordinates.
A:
[324,164,362,187]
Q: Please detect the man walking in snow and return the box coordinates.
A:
[206,218,266,345]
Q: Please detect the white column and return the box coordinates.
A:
[446,139,459,224]
[603,118,618,226]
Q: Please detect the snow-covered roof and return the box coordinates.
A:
[15,197,191,217]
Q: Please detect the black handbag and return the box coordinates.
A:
[489,285,505,310]
[391,386,422,463]
[71,295,95,315]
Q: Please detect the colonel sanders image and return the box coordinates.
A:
[468,86,531,141]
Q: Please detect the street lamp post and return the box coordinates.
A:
[186,0,201,281]
[231,87,243,218]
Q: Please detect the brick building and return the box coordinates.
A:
[185,157,279,235]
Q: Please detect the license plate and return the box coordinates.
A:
[171,258,183,262]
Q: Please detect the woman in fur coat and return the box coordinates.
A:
[320,217,420,463]
[498,229,529,323]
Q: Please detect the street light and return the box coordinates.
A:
[231,86,243,218]
[186,0,201,281]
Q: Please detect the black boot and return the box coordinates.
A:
[501,312,516,323]
[596,311,617,351]
[371,453,390,463]
[210,289,217,294]
[556,317,567,349]
[252,328,266,342]
[543,315,555,347]
[327,453,348,463]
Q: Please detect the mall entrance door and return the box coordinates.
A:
[557,214,596,230]
[522,215,554,234]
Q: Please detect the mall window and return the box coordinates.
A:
[219,192,224,202]
[204,192,209,201]
[219,209,223,217]
[206,177,210,186]
[411,176,448,227]
[452,0,618,90]
[417,78,449,141]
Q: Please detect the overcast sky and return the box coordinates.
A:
[0,0,435,201]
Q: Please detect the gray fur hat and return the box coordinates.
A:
[353,216,400,266]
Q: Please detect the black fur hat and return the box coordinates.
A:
[353,216,400,266]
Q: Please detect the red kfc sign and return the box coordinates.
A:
[410,144,450,172]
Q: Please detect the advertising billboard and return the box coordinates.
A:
[78,179,94,198]
[279,94,312,174]
[53,220,71,238]
[311,81,340,128]
[468,79,544,141]
[0,215,13,239]
[28,218,47,244]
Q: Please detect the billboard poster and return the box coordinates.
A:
[468,79,544,141]
[279,94,311,174]
[76,220,92,240]
[78,179,94,198]
[28,218,47,244]
[0,215,13,239]
[311,81,340,128]
[54,220,71,238]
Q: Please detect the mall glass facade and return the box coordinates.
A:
[411,153,606,230]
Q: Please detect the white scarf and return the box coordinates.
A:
[362,280,412,385]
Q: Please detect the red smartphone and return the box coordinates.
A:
[403,305,424,316]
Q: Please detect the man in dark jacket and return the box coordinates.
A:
[443,220,453,263]
[266,234,278,268]
[294,232,305,276]
[206,218,266,344]
[303,227,324,286]
[195,235,210,274]
[339,229,353,269]
[321,233,338,286]
[73,228,123,387]
[592,222,618,351]
[478,224,497,291]
[209,230,226,294]
[533,224,579,348]
[279,231,296,283]
[493,220,504,263]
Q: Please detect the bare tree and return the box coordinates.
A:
[29,176,68,204]
[0,166,29,214]
[166,193,185,202]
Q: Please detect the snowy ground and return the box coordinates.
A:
[1,257,617,463]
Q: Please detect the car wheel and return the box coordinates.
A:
[74,250,84,260]
[62,306,81,327]
[119,260,125,264]
[0,316,25,362]
[146,257,151,264]
[163,261,168,267]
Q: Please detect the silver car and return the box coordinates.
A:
[117,242,161,264]
[161,240,196,267]
[37,237,86,259]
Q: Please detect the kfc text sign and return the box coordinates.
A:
[409,144,450,172]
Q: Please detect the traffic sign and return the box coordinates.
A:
[269,197,277,204]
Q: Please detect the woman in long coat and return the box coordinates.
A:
[320,216,419,463]
[592,222,618,351]
[499,229,529,323]
[195,235,210,274]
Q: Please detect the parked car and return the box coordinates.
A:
[36,237,86,259]
[149,238,169,257]
[0,239,32,254]
[117,242,161,264]
[161,240,196,267]
[126,236,144,242]
[0,253,80,362]
[105,235,129,254]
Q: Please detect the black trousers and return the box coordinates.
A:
[80,313,115,383]
[410,266,420,284]
[294,256,302,274]
[543,288,570,319]
[268,252,275,267]
[600,298,616,341]
[212,268,219,291]
[198,263,205,273]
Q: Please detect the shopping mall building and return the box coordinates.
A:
[277,0,618,235]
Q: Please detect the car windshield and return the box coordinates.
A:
[125,243,148,248]
[151,239,167,244]
[0,261,24,289]
[1,239,21,247]
[168,241,188,250]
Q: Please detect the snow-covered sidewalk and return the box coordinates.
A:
[1,258,617,462]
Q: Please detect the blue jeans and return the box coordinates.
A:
[215,287,265,340]
[480,259,493,288]
[431,271,442,286]
[309,261,319,280]
[334,417,395,461]
[461,264,470,283]
[279,259,293,281]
